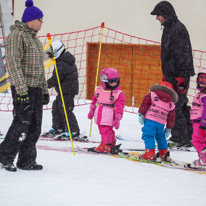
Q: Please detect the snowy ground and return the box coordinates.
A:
[0,104,206,206]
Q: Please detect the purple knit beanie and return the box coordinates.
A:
[22,0,43,22]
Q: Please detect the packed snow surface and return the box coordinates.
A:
[0,105,205,206]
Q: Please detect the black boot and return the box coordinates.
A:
[0,162,17,172]
[110,144,122,154]
[17,162,43,170]
[41,129,64,137]
[72,131,88,141]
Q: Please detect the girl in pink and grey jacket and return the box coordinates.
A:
[88,68,125,153]
[190,68,206,169]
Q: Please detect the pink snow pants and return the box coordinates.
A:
[192,122,206,154]
[98,125,116,144]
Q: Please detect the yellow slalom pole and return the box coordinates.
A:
[89,22,105,137]
[0,73,9,82]
[47,33,75,155]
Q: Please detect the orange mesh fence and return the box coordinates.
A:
[0,24,206,112]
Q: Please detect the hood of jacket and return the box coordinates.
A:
[56,51,75,65]
[150,84,178,103]
[10,20,38,37]
[151,1,178,26]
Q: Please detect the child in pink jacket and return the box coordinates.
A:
[190,68,206,169]
[88,68,125,153]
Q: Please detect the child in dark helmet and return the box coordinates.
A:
[88,68,125,153]
[44,40,84,140]
[189,68,206,169]
[138,81,178,162]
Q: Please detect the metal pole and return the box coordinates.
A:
[0,1,6,46]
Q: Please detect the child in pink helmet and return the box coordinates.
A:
[189,68,206,169]
[88,68,125,153]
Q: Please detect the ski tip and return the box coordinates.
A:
[184,163,191,168]
[88,147,96,152]
[116,136,124,140]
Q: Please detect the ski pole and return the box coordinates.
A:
[89,22,104,137]
[0,73,9,83]
[47,33,75,155]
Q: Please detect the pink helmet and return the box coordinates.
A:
[100,68,120,89]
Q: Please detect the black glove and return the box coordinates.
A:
[17,92,30,104]
[42,94,50,105]
[176,77,187,94]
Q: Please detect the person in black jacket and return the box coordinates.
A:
[44,40,85,140]
[151,1,195,148]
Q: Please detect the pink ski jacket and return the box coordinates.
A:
[90,86,125,126]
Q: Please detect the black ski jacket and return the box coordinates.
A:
[151,1,195,83]
[47,51,79,95]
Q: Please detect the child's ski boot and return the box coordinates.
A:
[94,143,113,153]
[154,149,171,162]
[139,149,155,160]
[89,143,121,154]
[55,131,88,141]
[41,129,64,137]
[189,148,206,169]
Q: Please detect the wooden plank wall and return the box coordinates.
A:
[86,43,162,107]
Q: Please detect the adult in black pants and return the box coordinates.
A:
[0,0,49,172]
[151,1,195,148]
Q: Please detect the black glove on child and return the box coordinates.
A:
[176,77,187,94]
[17,92,30,104]
[42,94,50,105]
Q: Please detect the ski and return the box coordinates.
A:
[116,135,143,143]
[118,152,163,166]
[118,152,206,174]
[37,145,96,154]
[161,162,206,173]
[1,136,99,143]
[76,144,128,155]
[38,131,101,143]
[37,145,126,157]
[168,146,196,152]
[116,135,195,152]
[75,146,120,157]
[37,145,74,153]
[38,136,100,143]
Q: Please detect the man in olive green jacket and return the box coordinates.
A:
[0,0,49,172]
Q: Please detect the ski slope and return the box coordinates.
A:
[0,104,205,206]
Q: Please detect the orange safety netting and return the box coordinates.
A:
[0,24,206,112]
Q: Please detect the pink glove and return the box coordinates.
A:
[88,110,94,119]
[199,127,205,138]
[113,113,122,129]
[88,104,96,120]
